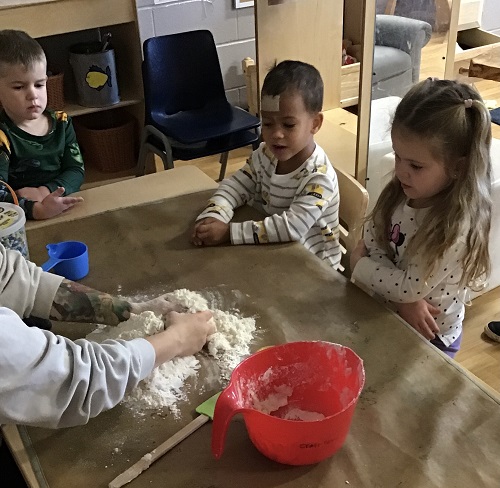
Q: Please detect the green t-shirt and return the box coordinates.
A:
[0,110,84,219]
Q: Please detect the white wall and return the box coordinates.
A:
[135,0,256,108]
[481,0,500,35]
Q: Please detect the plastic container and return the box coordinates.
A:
[0,182,29,259]
[69,41,120,108]
[0,203,29,259]
[41,241,89,281]
[212,341,365,465]
[73,111,137,173]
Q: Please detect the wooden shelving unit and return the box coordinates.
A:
[0,0,144,186]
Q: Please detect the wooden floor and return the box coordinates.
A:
[179,149,500,395]
[456,286,500,393]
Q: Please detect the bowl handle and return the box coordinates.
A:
[211,387,242,460]
[41,256,62,272]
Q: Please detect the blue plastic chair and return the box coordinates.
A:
[137,30,261,180]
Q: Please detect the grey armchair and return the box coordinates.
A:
[372,14,432,99]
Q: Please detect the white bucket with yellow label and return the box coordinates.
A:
[0,182,29,259]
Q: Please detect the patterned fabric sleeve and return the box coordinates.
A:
[231,171,337,245]
[363,217,399,269]
[43,112,85,195]
[352,239,467,303]
[0,130,35,218]
[195,157,258,224]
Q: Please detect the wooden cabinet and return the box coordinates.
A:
[457,0,484,30]
[448,1,500,138]
[0,0,144,186]
[454,28,500,75]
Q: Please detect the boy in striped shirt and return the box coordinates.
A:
[192,60,341,270]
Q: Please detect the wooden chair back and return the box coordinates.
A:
[335,166,369,275]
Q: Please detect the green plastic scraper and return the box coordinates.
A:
[108,392,221,488]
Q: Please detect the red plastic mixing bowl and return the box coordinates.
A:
[211,341,365,465]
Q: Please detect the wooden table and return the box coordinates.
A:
[4,168,500,488]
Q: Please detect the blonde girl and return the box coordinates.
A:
[350,78,492,358]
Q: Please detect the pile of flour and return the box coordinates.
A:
[86,289,256,417]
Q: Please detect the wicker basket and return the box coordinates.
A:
[46,72,65,110]
[74,111,137,173]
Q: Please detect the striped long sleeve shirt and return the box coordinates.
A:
[196,142,341,270]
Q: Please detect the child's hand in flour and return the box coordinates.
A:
[130,295,184,316]
[191,217,230,246]
[146,311,216,366]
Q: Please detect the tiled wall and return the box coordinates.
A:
[135,0,256,108]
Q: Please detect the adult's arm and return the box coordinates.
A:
[0,307,154,428]
[0,308,214,428]
[0,245,175,325]
[0,245,63,319]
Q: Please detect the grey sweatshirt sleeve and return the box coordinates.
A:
[0,245,63,319]
[0,308,155,428]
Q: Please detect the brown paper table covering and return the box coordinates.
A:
[15,190,500,487]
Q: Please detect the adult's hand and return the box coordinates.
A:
[130,295,184,316]
[146,311,216,366]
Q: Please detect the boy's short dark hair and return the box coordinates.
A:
[261,60,324,113]
[0,30,45,75]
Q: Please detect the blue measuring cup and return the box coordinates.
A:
[41,241,89,281]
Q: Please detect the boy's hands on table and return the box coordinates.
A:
[394,300,441,340]
[191,217,230,246]
[32,187,84,220]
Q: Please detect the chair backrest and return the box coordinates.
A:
[335,166,369,275]
[142,30,227,119]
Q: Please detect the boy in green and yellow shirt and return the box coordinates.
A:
[0,29,84,220]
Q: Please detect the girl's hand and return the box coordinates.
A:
[32,187,84,220]
[395,300,441,340]
[350,239,368,272]
[192,217,230,246]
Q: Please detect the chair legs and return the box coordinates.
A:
[218,152,229,181]
[218,129,260,181]
[136,125,174,176]
[137,125,261,180]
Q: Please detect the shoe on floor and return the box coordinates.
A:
[484,321,500,342]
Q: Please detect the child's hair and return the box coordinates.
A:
[370,78,492,288]
[0,30,46,75]
[261,60,323,113]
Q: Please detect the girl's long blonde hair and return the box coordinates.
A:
[370,79,492,288]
